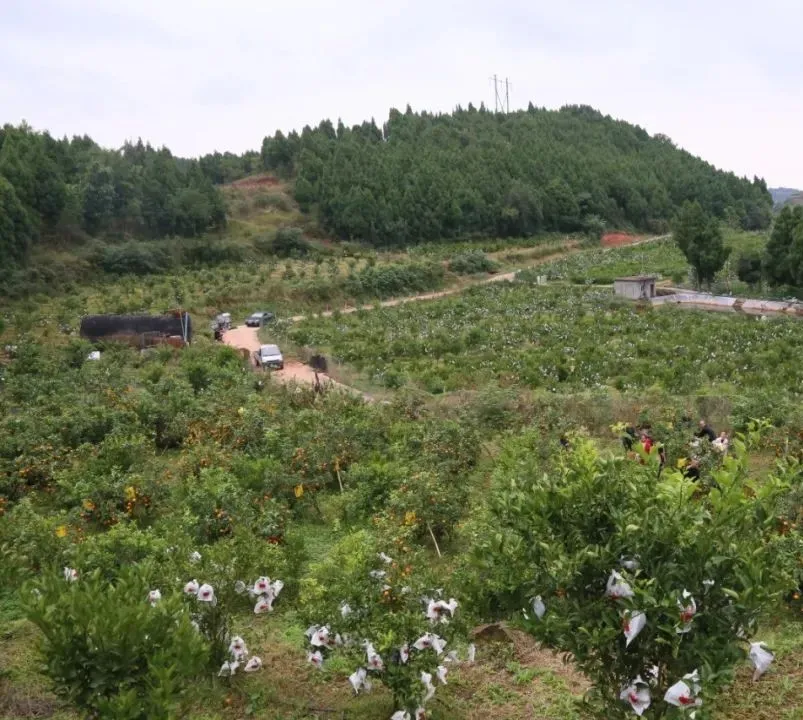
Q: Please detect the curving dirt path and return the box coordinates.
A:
[221,325,372,401]
[286,261,556,323]
[283,237,668,324]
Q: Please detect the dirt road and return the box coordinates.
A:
[221,325,372,401]
[283,237,668,324]
[286,264,548,323]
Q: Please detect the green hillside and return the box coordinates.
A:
[0,125,226,268]
[770,186,802,207]
[0,106,774,297]
[784,192,803,207]
[262,104,773,243]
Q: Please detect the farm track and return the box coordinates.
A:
[223,234,669,397]
[285,234,670,324]
[221,325,373,401]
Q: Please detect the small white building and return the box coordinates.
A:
[614,276,657,300]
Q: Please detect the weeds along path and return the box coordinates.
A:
[223,233,667,398]
[286,270,521,322]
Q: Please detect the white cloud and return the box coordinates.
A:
[2,0,801,186]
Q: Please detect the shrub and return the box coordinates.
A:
[95,242,174,276]
[736,251,763,287]
[68,523,172,583]
[57,463,160,530]
[269,226,312,257]
[181,239,244,266]
[468,386,519,430]
[583,214,607,242]
[344,262,445,299]
[24,564,208,720]
[253,190,292,212]
[189,523,302,600]
[342,459,409,523]
[380,469,468,547]
[468,434,793,718]
[179,468,252,544]
[0,498,70,582]
[298,531,468,717]
[447,251,499,275]
[135,378,193,450]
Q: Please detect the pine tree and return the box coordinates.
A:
[763,206,803,287]
[673,201,730,288]
[0,176,33,265]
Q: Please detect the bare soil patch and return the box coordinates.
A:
[226,175,281,190]
[601,232,643,247]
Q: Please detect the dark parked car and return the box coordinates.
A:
[245,311,275,327]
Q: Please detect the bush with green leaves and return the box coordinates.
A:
[771,456,803,609]
[343,261,445,299]
[178,467,252,543]
[24,564,208,720]
[184,523,301,601]
[176,525,297,668]
[94,242,175,276]
[298,531,469,717]
[260,226,312,257]
[341,458,411,523]
[447,251,499,275]
[467,433,794,718]
[134,376,193,449]
[180,239,244,266]
[378,469,469,548]
[0,497,71,582]
[67,523,172,582]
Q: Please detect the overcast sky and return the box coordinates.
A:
[2,0,801,187]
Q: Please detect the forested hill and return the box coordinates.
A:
[258,104,772,244]
[1,105,773,272]
[770,187,801,205]
[0,123,226,268]
[770,187,803,208]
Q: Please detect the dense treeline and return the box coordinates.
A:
[762,205,803,287]
[732,206,803,292]
[258,104,772,245]
[1,105,775,274]
[0,123,226,268]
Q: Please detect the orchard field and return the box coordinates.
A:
[281,283,803,405]
[1,234,802,720]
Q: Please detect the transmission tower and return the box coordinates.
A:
[490,75,512,113]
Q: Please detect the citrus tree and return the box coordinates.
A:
[298,531,470,718]
[467,433,794,718]
[24,564,208,720]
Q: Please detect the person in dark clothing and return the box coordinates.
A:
[560,435,571,450]
[696,420,716,442]
[622,425,637,451]
[682,458,701,481]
